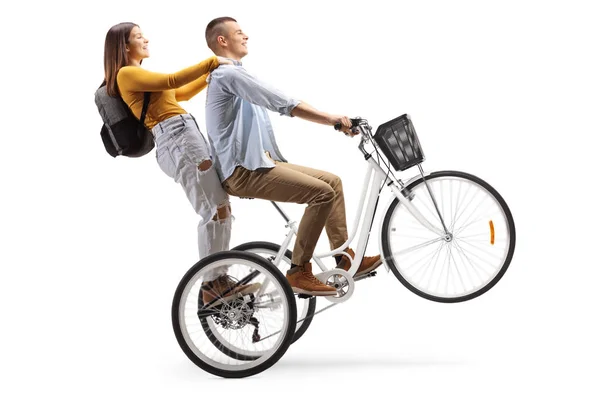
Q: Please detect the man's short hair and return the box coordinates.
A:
[206,17,237,53]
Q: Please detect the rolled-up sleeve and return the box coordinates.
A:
[218,67,300,117]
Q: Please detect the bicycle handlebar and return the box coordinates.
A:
[333,117,374,158]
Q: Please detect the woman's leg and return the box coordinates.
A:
[178,157,231,281]
[154,116,232,280]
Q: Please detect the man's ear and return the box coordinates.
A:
[217,36,226,46]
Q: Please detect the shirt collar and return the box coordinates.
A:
[225,58,243,66]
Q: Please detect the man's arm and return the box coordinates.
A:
[291,101,354,134]
[290,102,343,126]
[217,67,299,116]
[218,67,353,132]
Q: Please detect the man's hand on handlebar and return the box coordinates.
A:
[330,115,359,137]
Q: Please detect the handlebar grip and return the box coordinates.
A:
[334,118,361,131]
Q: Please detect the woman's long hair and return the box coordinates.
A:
[103,22,138,97]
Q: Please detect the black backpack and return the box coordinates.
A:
[94,82,154,158]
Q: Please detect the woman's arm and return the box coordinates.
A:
[175,73,210,101]
[117,56,219,93]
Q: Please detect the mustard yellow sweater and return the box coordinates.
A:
[117,56,219,129]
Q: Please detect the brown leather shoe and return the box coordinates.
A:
[336,248,382,277]
[286,262,338,296]
[201,275,261,306]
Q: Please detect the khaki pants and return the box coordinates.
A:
[223,161,348,265]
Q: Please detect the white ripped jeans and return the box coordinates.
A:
[153,114,230,280]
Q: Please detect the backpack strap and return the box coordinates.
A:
[140,92,151,127]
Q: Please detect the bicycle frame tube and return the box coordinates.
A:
[344,163,385,276]
[312,160,383,275]
[255,223,297,297]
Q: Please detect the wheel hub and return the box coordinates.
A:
[213,298,254,330]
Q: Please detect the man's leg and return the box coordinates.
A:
[275,161,348,250]
[223,165,338,296]
[223,165,335,265]
[275,162,382,276]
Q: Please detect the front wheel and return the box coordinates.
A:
[381,170,516,303]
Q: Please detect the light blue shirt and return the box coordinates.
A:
[205,60,301,182]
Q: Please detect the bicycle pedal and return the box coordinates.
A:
[363,271,377,279]
[354,271,377,282]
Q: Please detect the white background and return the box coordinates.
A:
[1,0,598,398]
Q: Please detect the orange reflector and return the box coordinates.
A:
[489,220,495,245]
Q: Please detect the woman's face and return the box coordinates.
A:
[126,26,149,62]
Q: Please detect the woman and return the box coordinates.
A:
[103,22,256,303]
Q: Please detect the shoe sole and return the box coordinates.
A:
[205,283,262,307]
[355,261,382,277]
[291,286,338,296]
[339,258,383,278]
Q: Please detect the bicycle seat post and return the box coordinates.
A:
[270,201,290,224]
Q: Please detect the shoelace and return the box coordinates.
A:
[301,270,328,286]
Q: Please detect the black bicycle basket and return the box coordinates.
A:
[373,114,425,171]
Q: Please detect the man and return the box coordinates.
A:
[204,17,381,297]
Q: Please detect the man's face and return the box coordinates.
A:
[222,21,248,58]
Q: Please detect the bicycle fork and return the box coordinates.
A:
[368,157,448,238]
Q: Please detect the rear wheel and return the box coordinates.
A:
[172,250,296,378]
[232,241,316,344]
